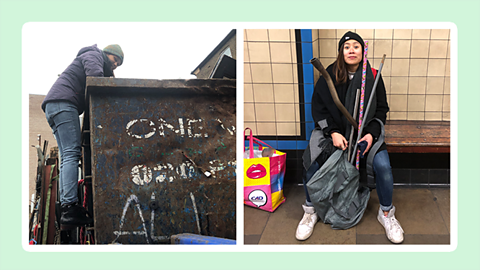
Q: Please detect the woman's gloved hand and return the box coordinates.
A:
[331,132,348,151]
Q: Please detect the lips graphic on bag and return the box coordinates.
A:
[246,164,267,179]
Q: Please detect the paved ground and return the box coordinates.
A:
[244,184,450,245]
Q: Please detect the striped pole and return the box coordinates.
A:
[356,40,368,170]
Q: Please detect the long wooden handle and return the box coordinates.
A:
[310,58,358,130]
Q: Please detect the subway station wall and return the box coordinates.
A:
[244,29,450,140]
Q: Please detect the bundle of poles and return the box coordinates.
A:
[310,41,386,169]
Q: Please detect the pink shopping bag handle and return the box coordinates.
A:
[244,128,274,158]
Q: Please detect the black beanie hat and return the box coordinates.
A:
[338,31,365,52]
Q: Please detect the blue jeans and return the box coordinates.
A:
[303,150,394,211]
[45,101,81,206]
[373,150,394,212]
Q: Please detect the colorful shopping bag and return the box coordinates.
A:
[244,128,286,212]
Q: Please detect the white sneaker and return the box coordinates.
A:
[377,206,404,244]
[295,204,318,241]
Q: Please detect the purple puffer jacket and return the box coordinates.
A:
[42,44,107,115]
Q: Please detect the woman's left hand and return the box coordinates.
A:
[358,133,373,154]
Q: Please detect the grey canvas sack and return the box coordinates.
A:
[306,149,370,230]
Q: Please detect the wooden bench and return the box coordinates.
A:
[384,120,450,153]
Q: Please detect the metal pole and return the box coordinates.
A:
[348,88,361,162]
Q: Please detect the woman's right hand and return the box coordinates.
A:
[331,132,348,151]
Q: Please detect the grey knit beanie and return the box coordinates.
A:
[103,44,124,65]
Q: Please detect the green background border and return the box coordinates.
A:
[1,0,479,269]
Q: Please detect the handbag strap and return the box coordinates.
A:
[244,128,254,158]
[252,137,274,149]
[244,128,275,158]
[366,118,385,189]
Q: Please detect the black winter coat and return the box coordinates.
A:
[311,61,389,153]
[42,44,114,114]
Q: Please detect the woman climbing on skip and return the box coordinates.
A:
[295,31,404,244]
[42,44,124,230]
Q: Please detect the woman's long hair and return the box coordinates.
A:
[333,44,348,85]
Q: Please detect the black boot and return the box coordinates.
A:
[60,203,93,230]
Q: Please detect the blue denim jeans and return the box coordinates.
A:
[303,150,394,211]
[45,101,81,206]
[373,150,394,212]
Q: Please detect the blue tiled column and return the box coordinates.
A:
[245,29,315,151]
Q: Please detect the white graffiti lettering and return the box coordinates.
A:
[126,119,156,139]
[130,159,235,186]
[125,117,234,139]
[131,165,152,185]
[113,195,150,244]
[216,119,235,136]
[208,160,236,176]
[189,192,201,235]
[178,118,185,135]
[114,192,206,243]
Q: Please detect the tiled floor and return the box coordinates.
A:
[244,184,450,245]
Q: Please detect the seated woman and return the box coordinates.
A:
[295,32,404,244]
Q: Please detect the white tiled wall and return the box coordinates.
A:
[245,29,451,136]
[313,29,450,122]
[244,29,300,136]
